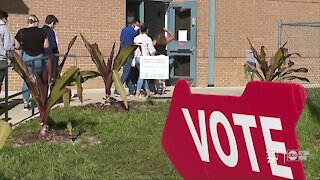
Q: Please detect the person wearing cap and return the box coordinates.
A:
[15,14,49,111]
[0,10,14,94]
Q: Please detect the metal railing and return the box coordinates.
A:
[0,53,78,122]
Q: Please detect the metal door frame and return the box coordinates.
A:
[167,1,197,85]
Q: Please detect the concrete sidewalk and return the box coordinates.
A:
[0,86,245,127]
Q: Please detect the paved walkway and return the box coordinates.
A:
[0,86,245,127]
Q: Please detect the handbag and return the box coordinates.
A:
[131,46,142,67]
[131,56,136,67]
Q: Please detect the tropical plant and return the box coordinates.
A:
[7,36,83,135]
[0,107,11,149]
[80,34,137,109]
[244,38,309,82]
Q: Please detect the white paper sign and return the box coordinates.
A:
[246,50,257,64]
[140,55,169,79]
[178,30,188,41]
[246,50,257,74]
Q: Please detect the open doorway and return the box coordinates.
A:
[126,1,140,25]
[126,0,169,39]
[126,0,198,87]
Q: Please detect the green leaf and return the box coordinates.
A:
[50,67,79,95]
[80,34,108,76]
[63,91,73,136]
[67,121,72,136]
[112,70,128,109]
[80,70,101,82]
[7,51,39,98]
[76,72,83,103]
[57,35,77,76]
[269,48,286,79]
[63,89,71,108]
[282,76,310,83]
[80,34,111,94]
[107,43,116,70]
[280,68,308,78]
[246,38,268,80]
[113,45,138,71]
[67,71,101,86]
[46,88,70,115]
[245,62,264,81]
[0,120,12,149]
[47,67,80,115]
[244,65,249,79]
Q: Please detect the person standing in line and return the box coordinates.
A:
[0,10,14,94]
[15,15,49,110]
[150,28,175,93]
[114,19,141,97]
[153,28,175,55]
[42,15,59,78]
[133,25,156,98]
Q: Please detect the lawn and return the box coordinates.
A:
[0,98,319,179]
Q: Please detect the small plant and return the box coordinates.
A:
[8,36,83,135]
[0,107,11,149]
[80,34,137,109]
[244,38,309,82]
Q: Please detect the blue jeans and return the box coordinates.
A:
[21,52,45,103]
[135,57,149,94]
[120,55,135,95]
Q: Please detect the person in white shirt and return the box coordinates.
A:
[133,25,156,97]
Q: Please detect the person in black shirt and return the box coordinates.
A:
[15,14,49,110]
[149,28,175,94]
[153,28,175,56]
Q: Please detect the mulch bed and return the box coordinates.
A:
[10,129,101,147]
[9,98,158,147]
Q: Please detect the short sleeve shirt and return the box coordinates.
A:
[15,27,47,56]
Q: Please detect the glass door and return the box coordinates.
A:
[167,1,197,85]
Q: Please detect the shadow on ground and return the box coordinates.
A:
[0,99,24,121]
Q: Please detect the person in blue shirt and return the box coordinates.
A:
[115,19,140,96]
[42,15,59,79]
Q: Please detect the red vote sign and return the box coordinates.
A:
[162,79,307,180]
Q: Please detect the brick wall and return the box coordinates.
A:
[196,0,209,87]
[0,0,125,91]
[2,0,320,89]
[214,0,320,87]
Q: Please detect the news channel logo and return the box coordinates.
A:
[286,149,309,162]
[266,149,310,164]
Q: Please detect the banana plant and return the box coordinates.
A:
[8,37,84,135]
[80,34,137,109]
[244,38,309,83]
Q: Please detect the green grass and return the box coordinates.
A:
[0,101,180,179]
[0,99,319,179]
[297,97,320,180]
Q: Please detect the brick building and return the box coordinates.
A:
[1,0,319,91]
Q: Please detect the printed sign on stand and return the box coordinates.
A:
[162,79,307,180]
[140,55,169,80]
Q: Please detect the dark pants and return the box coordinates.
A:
[0,60,8,94]
[120,55,135,95]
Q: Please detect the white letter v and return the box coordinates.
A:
[182,108,209,162]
